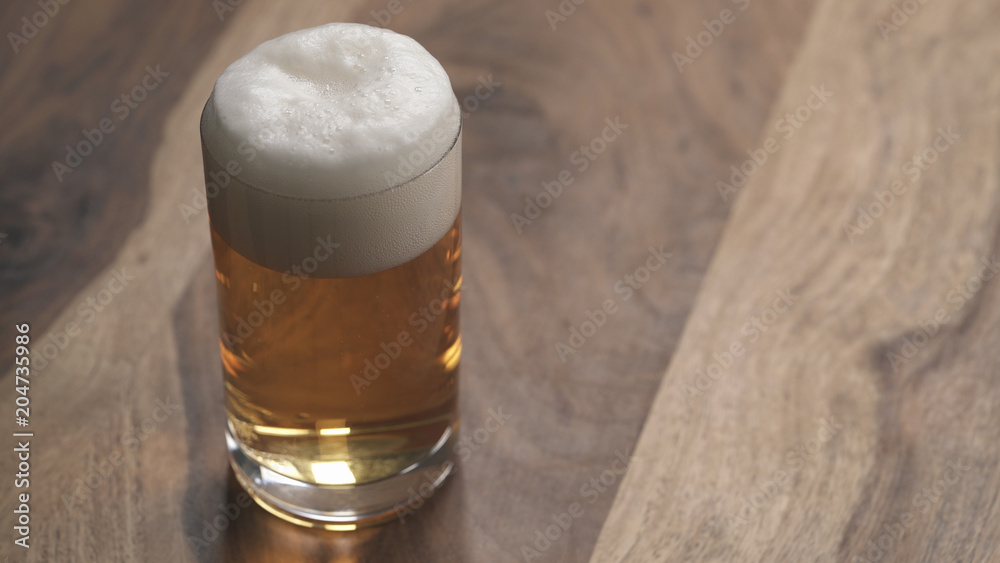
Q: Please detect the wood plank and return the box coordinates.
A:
[591,0,1000,561]
[0,0,232,371]
[0,0,817,560]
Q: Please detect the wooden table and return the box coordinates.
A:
[2,0,996,561]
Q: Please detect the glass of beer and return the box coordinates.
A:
[199,23,461,528]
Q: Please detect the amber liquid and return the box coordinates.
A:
[211,217,461,486]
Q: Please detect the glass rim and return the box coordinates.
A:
[200,110,462,204]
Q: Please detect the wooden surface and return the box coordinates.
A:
[8,0,995,561]
[592,0,1000,562]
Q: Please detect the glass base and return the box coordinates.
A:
[226,421,457,529]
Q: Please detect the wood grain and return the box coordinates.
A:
[0,0,231,372]
[0,0,819,561]
[591,0,1000,561]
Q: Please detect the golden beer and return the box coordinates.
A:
[213,217,460,486]
[199,22,463,527]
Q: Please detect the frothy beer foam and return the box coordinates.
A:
[200,23,461,278]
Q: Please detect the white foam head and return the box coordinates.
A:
[201,23,461,277]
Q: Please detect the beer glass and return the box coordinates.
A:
[199,23,461,528]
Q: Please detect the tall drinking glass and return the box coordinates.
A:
[199,22,462,528]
